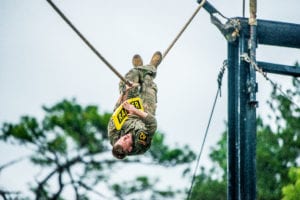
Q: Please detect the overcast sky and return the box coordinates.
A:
[1,0,300,198]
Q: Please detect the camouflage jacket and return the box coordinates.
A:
[108,64,158,155]
[107,113,157,155]
[118,64,158,115]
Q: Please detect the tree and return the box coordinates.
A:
[188,132,227,200]
[0,99,195,200]
[189,70,300,199]
[282,167,300,200]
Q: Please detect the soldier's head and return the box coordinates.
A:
[112,133,133,159]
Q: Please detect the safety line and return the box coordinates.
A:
[46,0,131,86]
[186,61,226,200]
[241,53,300,109]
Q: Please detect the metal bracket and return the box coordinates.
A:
[211,15,241,42]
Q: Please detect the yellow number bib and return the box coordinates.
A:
[112,97,144,130]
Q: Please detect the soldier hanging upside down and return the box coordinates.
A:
[107,51,162,159]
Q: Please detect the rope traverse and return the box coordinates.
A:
[162,0,206,59]
[47,0,207,85]
[186,61,227,200]
[46,0,131,86]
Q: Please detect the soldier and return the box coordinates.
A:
[107,51,162,159]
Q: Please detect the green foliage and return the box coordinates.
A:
[149,132,196,166]
[209,131,227,179]
[42,99,109,154]
[190,167,226,200]
[1,116,43,143]
[111,176,176,200]
[111,176,152,196]
[282,167,300,200]
[190,74,300,199]
[0,98,194,199]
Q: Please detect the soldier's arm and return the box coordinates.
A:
[141,113,157,136]
[123,101,147,118]
[123,102,157,135]
[114,82,139,110]
[119,68,140,94]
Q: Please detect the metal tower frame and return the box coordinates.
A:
[200,1,300,199]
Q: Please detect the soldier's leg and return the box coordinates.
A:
[150,51,162,68]
[118,55,142,99]
[140,75,157,115]
[132,54,143,67]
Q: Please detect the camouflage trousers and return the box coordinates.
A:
[119,65,158,116]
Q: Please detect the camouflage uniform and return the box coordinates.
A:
[108,64,158,155]
[117,64,158,115]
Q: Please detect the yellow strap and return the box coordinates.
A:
[112,97,144,130]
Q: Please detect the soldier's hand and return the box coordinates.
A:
[125,81,139,91]
[123,101,137,115]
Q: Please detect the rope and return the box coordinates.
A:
[250,0,257,18]
[46,0,132,86]
[241,54,300,109]
[47,0,207,84]
[242,0,246,17]
[249,0,257,25]
[162,0,206,59]
[186,61,227,200]
[217,60,227,97]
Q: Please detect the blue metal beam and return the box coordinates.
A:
[200,1,300,49]
[258,61,300,77]
[236,18,300,49]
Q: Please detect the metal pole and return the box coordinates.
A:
[243,0,257,198]
[239,35,257,200]
[238,34,249,200]
[228,33,257,200]
[227,40,240,200]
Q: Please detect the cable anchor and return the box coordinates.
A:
[210,15,241,42]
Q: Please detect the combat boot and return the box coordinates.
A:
[132,54,143,67]
[150,51,162,68]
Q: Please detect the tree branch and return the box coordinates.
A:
[66,164,80,199]
[77,180,109,199]
[0,189,21,200]
[50,168,64,200]
[0,155,29,172]
[35,155,82,200]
